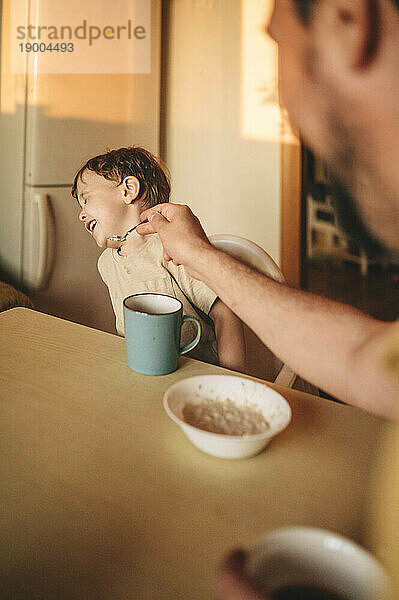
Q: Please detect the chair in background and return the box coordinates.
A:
[209,234,318,394]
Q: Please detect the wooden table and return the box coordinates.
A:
[0,308,387,599]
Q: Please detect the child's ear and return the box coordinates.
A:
[122,176,140,203]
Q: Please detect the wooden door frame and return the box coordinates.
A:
[280,142,306,288]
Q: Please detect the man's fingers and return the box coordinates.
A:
[140,202,193,224]
[137,202,203,272]
[135,211,168,235]
[135,221,155,236]
[140,203,171,222]
[221,550,246,573]
[147,211,169,232]
[217,550,268,600]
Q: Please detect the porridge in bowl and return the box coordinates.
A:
[163,375,291,459]
[182,397,270,436]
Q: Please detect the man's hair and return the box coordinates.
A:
[71,146,170,208]
[293,0,399,23]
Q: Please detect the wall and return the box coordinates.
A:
[0,0,26,285]
[164,0,282,265]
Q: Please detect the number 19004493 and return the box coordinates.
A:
[19,42,74,52]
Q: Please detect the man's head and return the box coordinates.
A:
[293,0,399,22]
[72,147,170,248]
[268,0,399,255]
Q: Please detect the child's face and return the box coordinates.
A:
[76,170,140,248]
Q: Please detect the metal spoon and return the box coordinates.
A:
[107,219,148,243]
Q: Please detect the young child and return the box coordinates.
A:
[72,146,246,372]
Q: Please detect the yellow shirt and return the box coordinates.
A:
[97,234,219,366]
[371,321,399,598]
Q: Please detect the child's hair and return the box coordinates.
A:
[71,146,170,208]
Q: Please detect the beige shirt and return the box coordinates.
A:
[97,234,219,365]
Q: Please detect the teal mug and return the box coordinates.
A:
[123,293,202,376]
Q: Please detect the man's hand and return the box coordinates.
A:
[137,203,213,278]
[217,550,270,600]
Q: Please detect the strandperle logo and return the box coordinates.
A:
[16,20,147,47]
[10,0,151,74]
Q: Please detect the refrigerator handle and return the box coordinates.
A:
[30,193,53,290]
[36,193,49,288]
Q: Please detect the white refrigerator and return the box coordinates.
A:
[0,0,161,333]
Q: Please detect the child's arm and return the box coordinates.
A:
[210,299,247,374]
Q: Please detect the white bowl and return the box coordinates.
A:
[163,374,292,459]
[247,527,392,600]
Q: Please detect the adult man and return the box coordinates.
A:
[137,0,399,596]
[139,0,399,417]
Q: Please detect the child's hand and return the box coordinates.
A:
[210,299,247,374]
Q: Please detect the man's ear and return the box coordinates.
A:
[318,0,378,69]
[121,176,140,203]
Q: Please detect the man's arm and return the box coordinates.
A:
[137,204,398,418]
[210,299,247,374]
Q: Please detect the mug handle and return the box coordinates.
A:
[180,315,202,355]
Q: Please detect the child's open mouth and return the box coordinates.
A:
[86,219,97,235]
